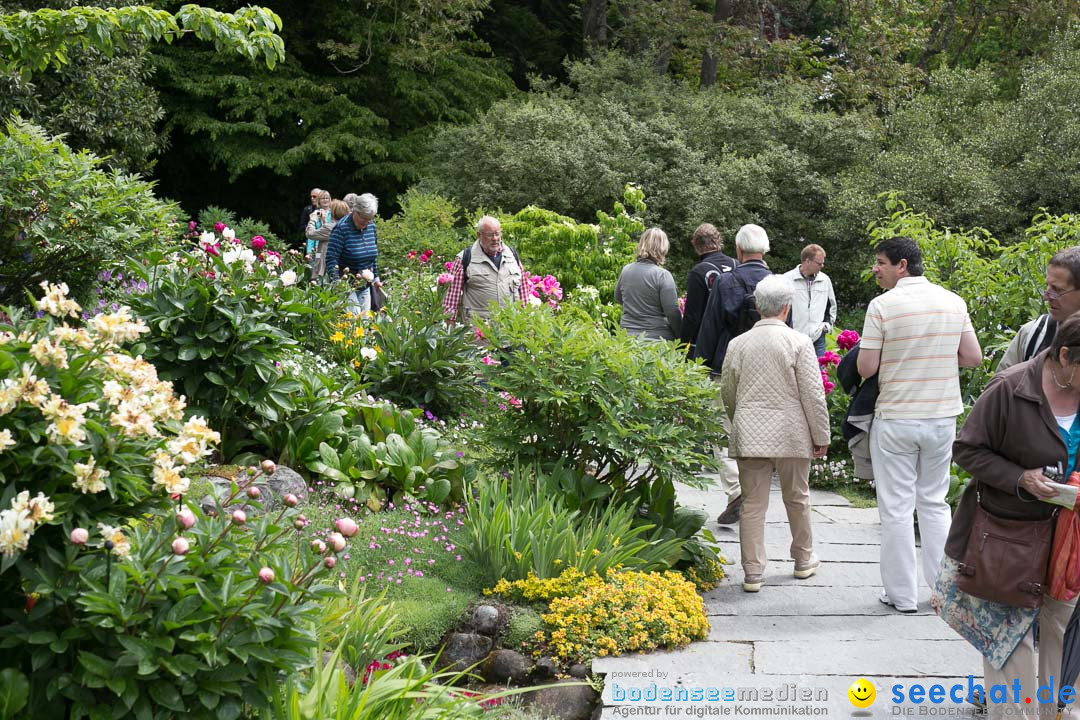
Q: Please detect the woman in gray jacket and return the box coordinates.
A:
[614,227,682,341]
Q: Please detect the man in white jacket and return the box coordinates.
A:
[783,244,837,356]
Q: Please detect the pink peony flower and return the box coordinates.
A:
[70,528,89,545]
[177,508,196,530]
[213,222,225,233]
[407,251,417,260]
[474,327,485,341]
[836,329,860,351]
[328,532,347,552]
[251,236,266,250]
[437,273,453,285]
[335,517,359,537]
[258,567,275,583]
[231,509,247,525]
[172,537,190,556]
[481,355,498,365]
[188,220,197,231]
[445,261,454,270]
[818,351,842,367]
[824,379,836,394]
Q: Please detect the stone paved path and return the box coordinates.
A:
[593,478,987,719]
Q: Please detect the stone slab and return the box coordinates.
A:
[813,505,885,524]
[714,540,880,563]
[593,642,754,682]
[754,639,982,676]
[708,560,884,587]
[699,584,935,616]
[676,481,853,512]
[706,612,957,642]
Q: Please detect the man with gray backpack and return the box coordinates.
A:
[695,223,777,525]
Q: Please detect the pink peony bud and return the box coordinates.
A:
[70,528,89,545]
[324,556,337,569]
[172,537,190,556]
[261,459,277,475]
[247,485,261,499]
[176,508,196,530]
[213,222,225,233]
[251,236,266,250]
[310,539,327,554]
[258,567,275,584]
[283,493,299,507]
[188,220,197,231]
[328,532,347,552]
[334,518,359,538]
[231,509,247,525]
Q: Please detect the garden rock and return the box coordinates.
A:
[483,649,532,684]
[472,604,501,636]
[522,679,598,720]
[266,466,308,505]
[568,663,589,679]
[532,655,558,679]
[321,651,356,686]
[437,632,492,673]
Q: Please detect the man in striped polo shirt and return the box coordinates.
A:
[856,237,982,614]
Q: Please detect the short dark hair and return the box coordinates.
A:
[874,236,923,276]
[1051,312,1080,364]
[691,223,723,255]
[1048,247,1080,290]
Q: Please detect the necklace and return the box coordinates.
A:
[1051,364,1076,390]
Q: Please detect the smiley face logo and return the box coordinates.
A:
[848,678,876,708]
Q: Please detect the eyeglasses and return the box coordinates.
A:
[479,230,502,239]
[1044,286,1080,301]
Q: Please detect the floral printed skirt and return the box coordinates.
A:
[932,556,1040,671]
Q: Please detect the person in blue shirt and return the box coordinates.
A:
[325,193,381,313]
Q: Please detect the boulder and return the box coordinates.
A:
[437,633,492,673]
[532,655,558,679]
[568,663,589,679]
[265,466,308,507]
[523,680,598,720]
[483,649,532,684]
[472,604,501,636]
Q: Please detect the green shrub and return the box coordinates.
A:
[0,284,339,719]
[463,465,683,585]
[0,118,179,306]
[354,267,483,419]
[503,607,544,652]
[124,237,320,457]
[392,583,478,653]
[378,189,469,275]
[500,184,643,303]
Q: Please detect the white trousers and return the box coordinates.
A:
[983,594,1079,719]
[869,416,956,610]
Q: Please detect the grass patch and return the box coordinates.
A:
[830,483,877,508]
[300,493,487,651]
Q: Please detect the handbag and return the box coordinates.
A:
[956,483,1056,609]
[370,283,387,313]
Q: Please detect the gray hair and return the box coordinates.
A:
[753,274,793,318]
[477,215,501,232]
[735,223,770,254]
[348,193,378,218]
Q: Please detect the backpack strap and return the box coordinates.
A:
[1024,314,1052,361]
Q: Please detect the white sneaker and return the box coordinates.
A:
[879,590,918,614]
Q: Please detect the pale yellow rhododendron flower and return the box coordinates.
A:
[35,281,81,318]
[49,325,94,350]
[0,331,14,344]
[0,428,13,452]
[89,307,149,345]
[73,456,109,494]
[39,394,98,445]
[11,364,50,407]
[98,523,131,559]
[0,388,17,416]
[110,400,158,438]
[30,338,69,369]
[0,509,32,556]
[151,452,190,495]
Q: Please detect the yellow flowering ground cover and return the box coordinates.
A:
[487,567,709,664]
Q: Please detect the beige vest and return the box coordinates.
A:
[461,241,523,321]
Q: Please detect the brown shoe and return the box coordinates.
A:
[716,495,742,525]
[743,573,763,592]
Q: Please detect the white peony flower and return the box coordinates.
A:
[280,270,297,287]
[360,347,378,361]
[222,227,236,241]
[361,268,375,282]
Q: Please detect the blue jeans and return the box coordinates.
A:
[813,334,826,357]
[347,286,370,315]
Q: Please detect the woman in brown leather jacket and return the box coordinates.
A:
[945,313,1080,718]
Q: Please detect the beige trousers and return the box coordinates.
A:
[983,594,1079,719]
[737,456,814,575]
[709,374,739,500]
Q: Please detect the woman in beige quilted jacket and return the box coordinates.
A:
[720,274,831,593]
